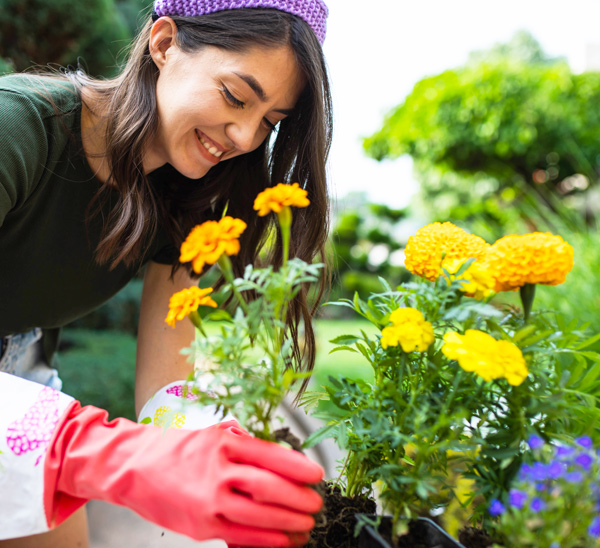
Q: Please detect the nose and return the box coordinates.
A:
[225,119,261,155]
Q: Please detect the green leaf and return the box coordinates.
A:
[303,422,339,448]
[329,345,359,354]
[329,334,362,345]
[139,417,152,424]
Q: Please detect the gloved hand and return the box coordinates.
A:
[45,403,323,546]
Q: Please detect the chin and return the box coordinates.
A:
[174,162,212,180]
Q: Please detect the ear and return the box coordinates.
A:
[149,17,178,70]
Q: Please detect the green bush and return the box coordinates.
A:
[364,33,600,237]
[58,329,137,420]
[69,278,143,335]
[0,0,131,76]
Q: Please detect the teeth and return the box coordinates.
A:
[197,133,223,159]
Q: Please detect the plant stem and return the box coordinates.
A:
[520,283,536,322]
[218,254,250,314]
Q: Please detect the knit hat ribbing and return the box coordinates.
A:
[153,0,328,43]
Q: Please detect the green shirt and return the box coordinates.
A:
[0,74,177,359]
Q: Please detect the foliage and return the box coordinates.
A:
[363,32,600,238]
[328,195,411,308]
[491,437,600,548]
[302,222,600,538]
[58,329,137,420]
[0,0,131,76]
[69,278,143,335]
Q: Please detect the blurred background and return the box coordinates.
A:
[2,0,599,420]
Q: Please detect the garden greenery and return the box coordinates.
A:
[302,221,600,539]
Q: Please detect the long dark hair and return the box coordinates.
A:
[68,8,333,381]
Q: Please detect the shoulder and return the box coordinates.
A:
[0,73,80,123]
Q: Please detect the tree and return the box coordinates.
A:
[364,32,600,240]
[0,0,131,77]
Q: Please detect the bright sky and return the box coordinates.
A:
[322,0,600,210]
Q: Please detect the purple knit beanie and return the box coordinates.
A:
[153,0,328,43]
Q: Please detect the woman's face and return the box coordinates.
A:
[146,23,305,179]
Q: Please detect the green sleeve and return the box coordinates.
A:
[0,90,48,227]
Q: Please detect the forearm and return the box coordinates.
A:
[135,262,197,416]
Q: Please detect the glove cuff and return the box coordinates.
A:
[138,379,235,430]
[0,372,74,539]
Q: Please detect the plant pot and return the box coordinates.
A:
[357,515,466,548]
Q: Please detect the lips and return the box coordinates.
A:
[195,130,226,165]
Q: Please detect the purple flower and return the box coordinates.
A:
[556,445,575,459]
[589,516,600,538]
[528,435,544,450]
[531,462,548,481]
[489,499,505,516]
[547,460,565,479]
[564,471,584,483]
[530,497,546,513]
[576,436,593,449]
[535,482,547,492]
[519,463,532,481]
[550,544,560,548]
[509,489,528,509]
[575,453,594,471]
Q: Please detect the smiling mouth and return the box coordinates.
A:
[195,130,224,158]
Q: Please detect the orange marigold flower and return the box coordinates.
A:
[381,307,434,353]
[486,232,574,292]
[165,287,217,328]
[180,216,247,273]
[253,183,310,216]
[404,222,490,281]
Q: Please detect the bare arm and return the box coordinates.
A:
[135,261,197,417]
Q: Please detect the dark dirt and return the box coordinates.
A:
[304,483,377,548]
[458,526,497,548]
[271,428,498,548]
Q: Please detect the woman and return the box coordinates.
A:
[0,0,332,546]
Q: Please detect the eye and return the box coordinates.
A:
[263,118,278,132]
[222,86,245,109]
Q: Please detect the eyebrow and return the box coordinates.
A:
[233,72,294,116]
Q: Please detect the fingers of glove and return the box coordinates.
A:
[216,420,251,437]
[224,436,324,485]
[228,466,322,514]
[214,519,308,547]
[219,492,315,532]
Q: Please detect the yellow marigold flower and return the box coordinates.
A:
[404,222,490,281]
[165,286,217,328]
[442,330,528,386]
[485,232,574,292]
[179,216,247,273]
[442,258,496,301]
[253,182,310,216]
[381,307,434,353]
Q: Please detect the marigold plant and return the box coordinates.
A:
[169,184,322,441]
[304,221,600,543]
[179,216,247,274]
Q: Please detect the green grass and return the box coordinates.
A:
[312,319,376,388]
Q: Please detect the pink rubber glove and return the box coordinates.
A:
[44,403,323,547]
